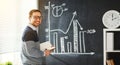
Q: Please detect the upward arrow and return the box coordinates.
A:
[72,11,77,22]
[73,11,77,15]
[65,11,77,33]
[50,11,77,34]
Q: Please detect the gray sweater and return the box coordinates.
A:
[21,25,45,65]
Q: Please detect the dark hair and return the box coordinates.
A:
[29,9,42,18]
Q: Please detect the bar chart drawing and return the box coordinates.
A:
[45,1,96,55]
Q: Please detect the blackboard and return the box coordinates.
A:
[38,0,120,65]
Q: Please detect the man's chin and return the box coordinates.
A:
[35,24,40,27]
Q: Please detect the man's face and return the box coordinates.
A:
[29,12,42,27]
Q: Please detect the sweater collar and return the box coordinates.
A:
[28,24,38,31]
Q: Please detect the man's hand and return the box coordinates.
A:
[44,49,51,56]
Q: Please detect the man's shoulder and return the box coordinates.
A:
[23,26,35,36]
[25,26,34,32]
[22,26,36,41]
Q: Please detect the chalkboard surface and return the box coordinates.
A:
[38,0,120,65]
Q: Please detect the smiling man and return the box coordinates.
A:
[21,9,51,65]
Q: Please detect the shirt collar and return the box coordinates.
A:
[28,24,38,31]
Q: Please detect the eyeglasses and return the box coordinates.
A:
[32,16,42,20]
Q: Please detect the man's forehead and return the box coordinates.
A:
[32,12,41,16]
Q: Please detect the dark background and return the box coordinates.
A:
[38,0,120,65]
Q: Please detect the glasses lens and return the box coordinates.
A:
[33,16,42,19]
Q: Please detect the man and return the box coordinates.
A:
[21,9,51,65]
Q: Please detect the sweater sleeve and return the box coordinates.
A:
[23,41,44,58]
